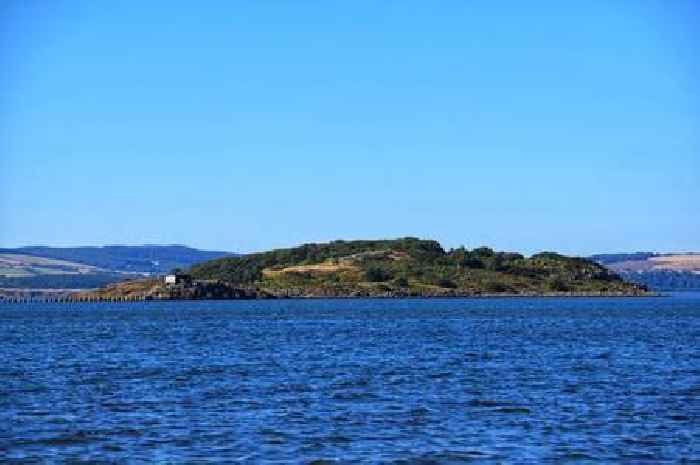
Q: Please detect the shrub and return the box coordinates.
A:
[485,281,509,293]
[364,267,392,282]
[548,277,570,292]
[437,278,457,289]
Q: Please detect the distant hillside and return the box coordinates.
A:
[0,245,235,290]
[614,270,700,291]
[0,245,233,274]
[590,252,700,291]
[589,252,658,265]
[79,238,648,300]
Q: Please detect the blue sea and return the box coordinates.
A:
[2,294,700,463]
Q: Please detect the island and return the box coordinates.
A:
[69,238,650,301]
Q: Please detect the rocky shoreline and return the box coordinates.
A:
[6,279,642,303]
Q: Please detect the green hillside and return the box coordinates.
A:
[189,238,647,297]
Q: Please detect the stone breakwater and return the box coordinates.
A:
[1,285,655,303]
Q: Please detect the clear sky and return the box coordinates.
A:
[1,1,698,255]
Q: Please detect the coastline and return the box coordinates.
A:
[1,290,659,304]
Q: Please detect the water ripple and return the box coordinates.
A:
[1,296,700,463]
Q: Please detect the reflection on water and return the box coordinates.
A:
[2,295,700,463]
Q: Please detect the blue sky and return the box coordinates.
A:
[1,1,698,255]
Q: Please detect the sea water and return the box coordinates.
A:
[2,295,699,463]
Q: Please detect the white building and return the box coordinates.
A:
[164,273,191,285]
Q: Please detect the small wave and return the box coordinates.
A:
[495,407,531,414]
[393,449,497,464]
[427,372,452,379]
[332,391,377,401]
[554,451,600,462]
[467,399,507,408]
[258,428,289,445]
[29,431,100,446]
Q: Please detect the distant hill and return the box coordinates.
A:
[0,245,233,273]
[590,252,700,291]
[589,252,659,265]
[0,245,234,290]
[78,238,648,300]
